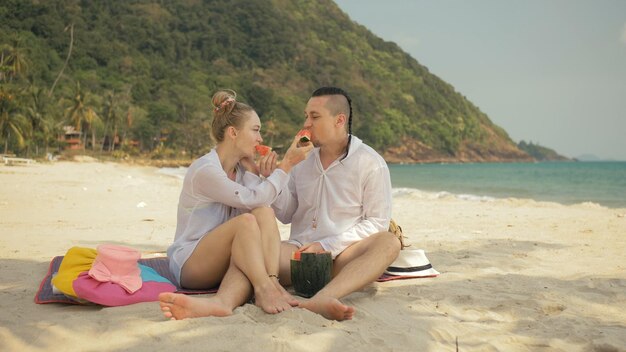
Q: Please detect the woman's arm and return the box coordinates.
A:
[190,163,289,210]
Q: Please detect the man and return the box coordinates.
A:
[272,87,401,321]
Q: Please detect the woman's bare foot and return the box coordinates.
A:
[299,295,355,321]
[254,281,294,314]
[158,292,233,320]
[272,278,299,307]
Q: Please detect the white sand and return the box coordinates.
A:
[1,161,625,351]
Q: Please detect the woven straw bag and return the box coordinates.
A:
[389,219,409,249]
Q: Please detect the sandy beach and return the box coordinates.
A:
[1,160,625,351]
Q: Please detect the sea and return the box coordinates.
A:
[158,161,626,209]
[389,161,626,209]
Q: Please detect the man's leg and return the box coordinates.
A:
[278,242,300,286]
[299,231,401,321]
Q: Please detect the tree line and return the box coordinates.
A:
[1,0,523,162]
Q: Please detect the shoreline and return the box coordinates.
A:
[1,161,625,351]
[155,160,626,210]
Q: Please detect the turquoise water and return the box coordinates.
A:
[389,161,626,208]
[159,161,626,209]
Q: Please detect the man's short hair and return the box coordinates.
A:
[311,87,351,118]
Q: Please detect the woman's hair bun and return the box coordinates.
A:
[212,89,237,115]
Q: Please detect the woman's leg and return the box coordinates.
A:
[227,212,293,312]
[159,259,252,320]
[178,212,292,314]
[251,207,298,306]
[179,213,255,289]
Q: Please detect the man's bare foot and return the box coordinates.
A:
[299,295,355,321]
[272,278,299,307]
[158,292,233,320]
[254,281,294,314]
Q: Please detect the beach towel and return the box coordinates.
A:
[73,265,176,306]
[36,253,438,305]
[35,256,218,305]
[50,247,98,298]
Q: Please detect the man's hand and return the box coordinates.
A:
[279,135,314,173]
[298,242,325,253]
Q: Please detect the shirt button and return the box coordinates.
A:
[235,191,239,195]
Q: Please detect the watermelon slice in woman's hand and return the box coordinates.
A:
[297,129,312,143]
[255,145,272,156]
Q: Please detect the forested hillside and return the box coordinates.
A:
[517,141,569,161]
[0,0,532,162]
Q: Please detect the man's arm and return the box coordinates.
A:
[271,174,299,224]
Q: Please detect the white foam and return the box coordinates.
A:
[392,187,495,203]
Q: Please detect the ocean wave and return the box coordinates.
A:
[154,167,613,208]
[392,187,495,202]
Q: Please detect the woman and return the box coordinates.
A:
[159,89,313,319]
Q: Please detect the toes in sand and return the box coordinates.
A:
[158,292,233,320]
[254,283,294,314]
[299,295,355,321]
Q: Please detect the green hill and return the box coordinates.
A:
[517,141,570,161]
[0,0,532,162]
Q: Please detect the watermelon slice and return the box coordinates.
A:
[297,129,312,143]
[255,145,272,156]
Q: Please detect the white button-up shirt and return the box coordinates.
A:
[272,136,392,257]
[167,149,288,284]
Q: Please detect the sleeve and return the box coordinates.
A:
[318,165,392,256]
[271,173,299,224]
[191,164,289,210]
[242,170,263,187]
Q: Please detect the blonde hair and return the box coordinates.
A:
[210,89,254,142]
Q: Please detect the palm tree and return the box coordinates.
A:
[25,86,58,155]
[0,38,29,82]
[65,82,86,132]
[0,87,28,155]
[0,45,9,82]
[64,82,101,150]
[101,92,123,152]
[49,24,74,97]
[83,106,100,150]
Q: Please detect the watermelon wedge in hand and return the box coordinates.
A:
[255,145,272,156]
[297,129,312,143]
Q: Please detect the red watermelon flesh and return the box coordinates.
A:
[297,129,312,143]
[255,145,272,156]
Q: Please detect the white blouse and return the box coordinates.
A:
[167,148,288,285]
[272,136,392,257]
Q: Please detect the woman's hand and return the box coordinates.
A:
[258,151,278,178]
[240,156,259,175]
[279,135,314,173]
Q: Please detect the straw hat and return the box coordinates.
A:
[385,249,439,277]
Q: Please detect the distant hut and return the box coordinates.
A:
[59,126,83,150]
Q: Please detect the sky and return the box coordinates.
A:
[334,0,626,160]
